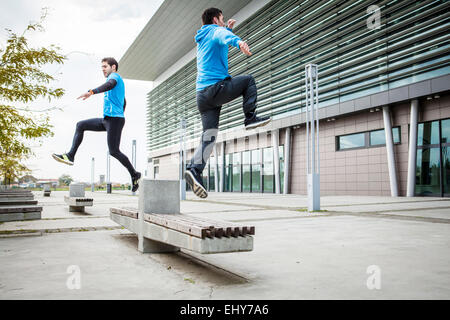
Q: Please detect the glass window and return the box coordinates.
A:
[369,127,401,146]
[279,145,284,193]
[209,156,215,192]
[338,133,365,150]
[154,166,159,179]
[415,148,441,196]
[202,162,209,191]
[443,145,450,195]
[441,119,450,144]
[242,151,251,192]
[263,147,274,193]
[418,121,440,146]
[251,149,261,192]
[232,152,241,192]
[225,154,232,192]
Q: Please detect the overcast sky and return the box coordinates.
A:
[0,0,164,184]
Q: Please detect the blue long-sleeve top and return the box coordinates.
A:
[195,24,241,91]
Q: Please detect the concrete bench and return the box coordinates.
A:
[64,183,93,213]
[0,190,34,201]
[0,205,42,222]
[110,179,254,254]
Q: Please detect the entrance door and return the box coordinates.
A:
[415,119,450,197]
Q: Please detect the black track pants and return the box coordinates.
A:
[67,116,137,177]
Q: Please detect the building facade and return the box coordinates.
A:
[120,0,450,197]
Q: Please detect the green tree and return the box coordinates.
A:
[58,174,73,186]
[0,9,65,185]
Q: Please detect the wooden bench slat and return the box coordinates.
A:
[110,207,138,219]
[144,213,208,239]
[109,207,255,239]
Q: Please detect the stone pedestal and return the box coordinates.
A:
[69,183,85,197]
[138,179,180,253]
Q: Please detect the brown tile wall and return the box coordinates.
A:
[290,93,450,196]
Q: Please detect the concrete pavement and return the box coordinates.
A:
[0,190,449,299]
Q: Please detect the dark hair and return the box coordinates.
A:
[202,8,222,25]
[102,57,118,71]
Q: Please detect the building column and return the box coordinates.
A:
[213,143,219,192]
[272,129,281,194]
[283,127,291,194]
[407,99,419,197]
[382,106,399,197]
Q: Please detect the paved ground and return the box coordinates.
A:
[0,190,449,299]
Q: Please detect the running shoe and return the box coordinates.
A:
[185,168,208,199]
[132,172,141,192]
[244,113,271,130]
[52,153,74,166]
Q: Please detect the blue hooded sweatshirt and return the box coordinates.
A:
[195,24,241,91]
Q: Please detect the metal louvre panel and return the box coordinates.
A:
[146,0,450,152]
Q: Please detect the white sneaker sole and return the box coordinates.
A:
[185,170,208,199]
[52,154,73,166]
[245,117,271,130]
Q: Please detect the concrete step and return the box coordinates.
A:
[0,200,38,206]
[0,205,43,214]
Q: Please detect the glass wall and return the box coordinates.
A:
[232,152,241,192]
[263,147,274,193]
[224,154,232,192]
[415,119,450,197]
[442,119,450,195]
[242,151,251,192]
[251,149,261,192]
[209,156,216,192]
[202,161,209,191]
[279,145,285,193]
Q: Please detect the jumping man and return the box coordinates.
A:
[185,8,271,199]
[52,57,141,192]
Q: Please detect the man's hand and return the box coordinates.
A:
[227,19,236,29]
[77,91,93,100]
[239,40,252,56]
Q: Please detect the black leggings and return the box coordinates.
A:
[67,116,136,177]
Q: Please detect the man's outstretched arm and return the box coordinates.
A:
[77,79,117,100]
[213,27,252,56]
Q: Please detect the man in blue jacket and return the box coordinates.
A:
[185,8,271,199]
[52,57,141,192]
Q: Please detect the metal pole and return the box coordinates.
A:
[407,99,419,197]
[220,142,225,192]
[132,140,136,195]
[106,151,111,194]
[305,64,320,211]
[180,119,186,200]
[213,143,219,192]
[91,157,95,192]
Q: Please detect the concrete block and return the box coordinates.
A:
[69,183,85,197]
[0,211,41,222]
[138,179,180,215]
